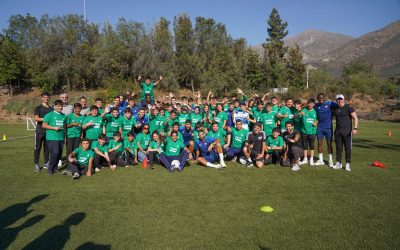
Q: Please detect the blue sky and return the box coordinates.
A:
[0,0,399,45]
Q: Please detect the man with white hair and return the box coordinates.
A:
[59,93,73,115]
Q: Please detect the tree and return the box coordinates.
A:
[286,45,306,89]
[0,36,27,95]
[262,8,289,89]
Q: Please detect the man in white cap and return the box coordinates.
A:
[332,94,358,171]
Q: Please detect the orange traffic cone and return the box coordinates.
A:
[142,158,149,169]
[387,130,392,136]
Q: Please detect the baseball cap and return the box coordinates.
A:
[335,94,345,100]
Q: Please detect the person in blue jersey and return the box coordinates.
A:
[233,102,250,130]
[314,93,337,167]
[194,130,226,168]
[225,103,235,128]
[179,120,194,147]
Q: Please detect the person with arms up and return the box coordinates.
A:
[33,92,52,172]
[332,94,358,172]
[138,75,163,101]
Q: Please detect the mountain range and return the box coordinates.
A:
[251,20,400,78]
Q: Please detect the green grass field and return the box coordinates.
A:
[0,121,399,249]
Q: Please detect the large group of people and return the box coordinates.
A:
[33,75,359,180]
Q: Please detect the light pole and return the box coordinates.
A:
[306,64,309,89]
[83,0,87,22]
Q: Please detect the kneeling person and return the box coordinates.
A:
[243,122,266,168]
[195,130,226,169]
[64,138,94,179]
[91,134,111,172]
[265,128,284,165]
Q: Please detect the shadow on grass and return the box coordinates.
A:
[22,212,86,250]
[353,138,399,150]
[76,242,111,250]
[0,194,48,249]
[258,245,270,250]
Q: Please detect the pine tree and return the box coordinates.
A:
[287,45,306,89]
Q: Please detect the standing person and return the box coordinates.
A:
[82,106,105,144]
[118,108,134,140]
[42,100,66,175]
[135,124,151,163]
[194,130,226,169]
[299,98,318,166]
[233,102,250,130]
[314,93,337,167]
[282,121,303,171]
[277,98,294,133]
[332,94,358,171]
[133,108,149,134]
[190,106,203,129]
[64,138,94,179]
[59,93,73,115]
[79,96,90,116]
[159,131,190,172]
[260,102,277,138]
[213,103,228,129]
[66,103,84,155]
[33,92,52,172]
[138,75,163,101]
[243,122,266,168]
[104,107,121,141]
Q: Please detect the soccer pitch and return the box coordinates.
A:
[0,121,399,249]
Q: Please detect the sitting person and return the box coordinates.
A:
[265,128,284,165]
[159,131,191,172]
[194,130,226,168]
[282,121,303,171]
[63,138,94,180]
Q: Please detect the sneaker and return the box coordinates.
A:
[176,166,182,172]
[245,160,253,168]
[333,162,342,170]
[309,160,315,166]
[125,165,130,168]
[43,162,49,169]
[292,164,300,171]
[57,160,62,168]
[220,161,227,168]
[239,158,247,165]
[72,172,80,179]
[299,159,308,165]
[232,156,237,162]
[329,161,335,168]
[214,164,222,169]
[314,160,325,166]
[62,170,72,176]
[345,163,351,172]
[111,165,117,171]
[95,167,100,172]
[34,164,41,173]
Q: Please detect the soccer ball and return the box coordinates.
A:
[171,160,180,169]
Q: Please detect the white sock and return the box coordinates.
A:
[319,153,323,162]
[219,153,225,163]
[247,158,251,162]
[206,162,217,168]
[310,158,314,163]
[328,154,333,162]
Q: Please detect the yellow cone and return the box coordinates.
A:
[2,134,6,141]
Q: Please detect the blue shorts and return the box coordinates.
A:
[317,128,332,140]
[203,151,219,163]
[227,147,243,159]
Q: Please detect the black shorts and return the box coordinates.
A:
[250,149,264,162]
[302,133,315,150]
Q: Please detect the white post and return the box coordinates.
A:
[306,64,309,89]
[84,0,87,22]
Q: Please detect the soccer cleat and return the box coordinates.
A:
[239,158,247,165]
[292,164,300,171]
[34,164,41,173]
[345,163,351,172]
[72,172,80,179]
[220,161,227,168]
[214,164,222,169]
[57,160,62,168]
[245,160,253,168]
[95,167,100,172]
[329,161,335,168]
[314,160,325,166]
[125,165,130,168]
[299,159,308,165]
[333,162,342,170]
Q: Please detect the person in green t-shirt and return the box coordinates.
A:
[147,131,164,169]
[277,98,294,132]
[190,106,203,128]
[104,107,121,140]
[119,107,134,139]
[135,125,151,163]
[164,110,179,133]
[207,122,227,149]
[42,99,66,175]
[271,96,280,115]
[82,105,105,142]
[178,107,191,128]
[64,138,94,179]
[66,103,84,155]
[159,131,190,172]
[261,102,277,138]
[299,98,318,166]
[212,104,228,129]
[265,128,284,165]
[122,132,138,167]
[292,100,303,132]
[91,133,111,171]
[108,132,124,171]
[138,75,163,100]
[226,119,249,162]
